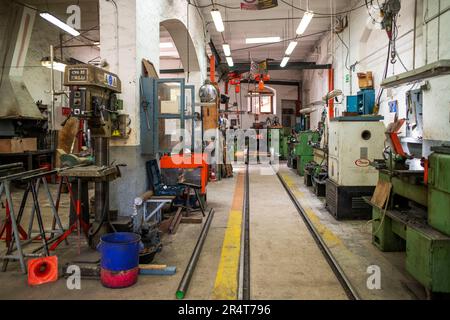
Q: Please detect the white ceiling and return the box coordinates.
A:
[195,0,352,63]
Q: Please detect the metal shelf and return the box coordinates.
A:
[381,60,450,88]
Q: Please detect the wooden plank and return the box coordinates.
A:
[159,216,174,233]
[371,180,392,209]
[169,207,183,234]
[142,59,159,78]
[181,216,203,224]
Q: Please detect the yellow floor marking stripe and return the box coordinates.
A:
[212,172,244,300]
[281,174,342,247]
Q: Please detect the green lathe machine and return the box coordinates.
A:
[268,127,290,160]
[294,131,320,176]
[366,122,450,297]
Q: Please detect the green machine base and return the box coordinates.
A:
[367,163,450,294]
[297,155,313,176]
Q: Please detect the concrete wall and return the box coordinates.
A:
[302,0,450,154]
[99,0,208,215]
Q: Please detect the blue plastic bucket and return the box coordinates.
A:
[98,232,142,272]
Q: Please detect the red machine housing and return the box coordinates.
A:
[159,154,208,194]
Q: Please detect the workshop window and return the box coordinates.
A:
[248,87,275,114]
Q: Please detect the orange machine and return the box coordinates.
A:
[159,154,208,194]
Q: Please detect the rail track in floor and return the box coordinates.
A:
[239,157,360,300]
[274,169,360,300]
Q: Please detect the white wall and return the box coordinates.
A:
[221,69,301,129]
[421,0,450,153]
[100,0,208,146]
[302,0,450,154]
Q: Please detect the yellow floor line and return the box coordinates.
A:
[212,172,244,300]
[281,173,342,247]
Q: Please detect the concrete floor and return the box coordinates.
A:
[0,163,426,299]
[278,165,426,300]
[0,175,237,299]
[249,164,347,299]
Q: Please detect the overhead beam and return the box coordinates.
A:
[239,79,301,87]
[161,61,330,75]
[226,62,331,72]
[160,68,185,74]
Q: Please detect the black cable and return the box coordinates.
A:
[376,40,391,107]
[365,0,382,24]
[88,188,109,237]
[279,0,367,16]
[192,0,366,16]
[336,32,350,71]
[191,2,240,9]
[187,0,190,83]
[232,30,328,53]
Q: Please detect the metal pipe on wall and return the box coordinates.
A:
[413,0,417,70]
[328,68,334,119]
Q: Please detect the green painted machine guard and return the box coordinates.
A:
[297,155,314,176]
[428,151,450,235]
[406,227,450,293]
[371,206,405,252]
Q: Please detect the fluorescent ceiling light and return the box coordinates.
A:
[160,51,180,57]
[245,37,280,44]
[226,56,234,67]
[280,56,290,68]
[296,11,314,35]
[160,42,174,48]
[40,12,80,36]
[222,43,231,56]
[285,41,298,55]
[211,9,225,32]
[41,58,67,72]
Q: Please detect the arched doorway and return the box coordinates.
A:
[159,19,201,84]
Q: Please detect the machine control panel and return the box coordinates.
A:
[69,88,87,116]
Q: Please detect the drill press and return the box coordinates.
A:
[61,64,124,247]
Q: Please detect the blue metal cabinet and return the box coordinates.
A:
[357,89,375,115]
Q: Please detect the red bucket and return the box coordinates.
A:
[100,267,139,288]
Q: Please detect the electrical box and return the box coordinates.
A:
[328,116,386,186]
[346,95,358,113]
[357,89,375,115]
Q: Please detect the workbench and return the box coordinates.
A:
[0,149,54,172]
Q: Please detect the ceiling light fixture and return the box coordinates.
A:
[296,11,314,35]
[285,41,298,55]
[280,56,290,68]
[245,37,280,44]
[226,56,234,67]
[211,9,225,32]
[40,57,67,72]
[222,43,231,56]
[40,12,80,36]
[160,42,174,48]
